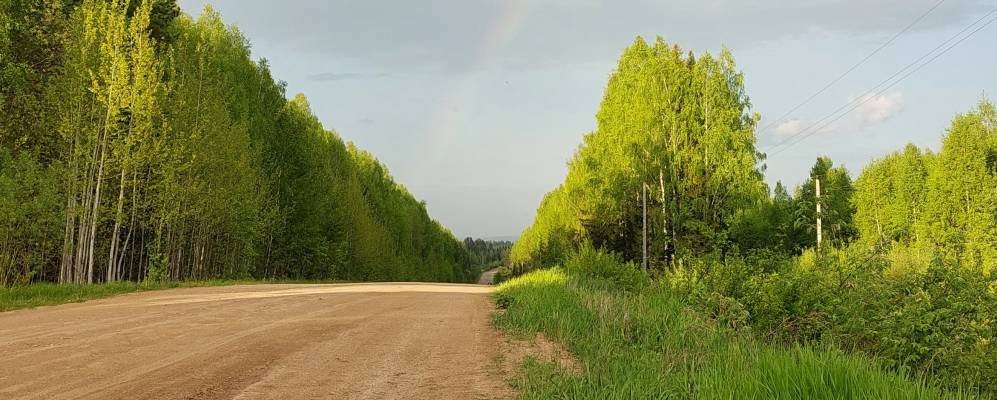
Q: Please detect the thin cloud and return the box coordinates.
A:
[774,119,804,137]
[767,92,906,141]
[850,92,905,130]
[761,117,835,145]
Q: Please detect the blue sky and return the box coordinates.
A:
[177,0,997,239]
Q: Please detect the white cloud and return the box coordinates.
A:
[774,119,804,137]
[850,92,905,130]
[767,93,904,140]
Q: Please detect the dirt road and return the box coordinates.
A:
[0,283,513,400]
[477,269,500,285]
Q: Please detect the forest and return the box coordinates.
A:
[463,237,512,269]
[503,37,996,396]
[0,0,476,286]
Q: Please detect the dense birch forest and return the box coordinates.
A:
[0,0,476,286]
[508,37,996,394]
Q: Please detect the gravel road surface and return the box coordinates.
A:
[0,283,512,400]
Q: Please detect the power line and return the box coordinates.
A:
[766,8,997,156]
[770,9,997,155]
[767,7,997,153]
[758,0,948,134]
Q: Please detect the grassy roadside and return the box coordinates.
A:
[0,279,345,313]
[492,269,979,400]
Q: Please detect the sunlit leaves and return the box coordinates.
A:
[513,36,764,269]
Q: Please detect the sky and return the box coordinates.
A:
[177,0,997,240]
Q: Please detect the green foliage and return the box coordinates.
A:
[796,157,858,248]
[844,258,997,391]
[512,36,765,271]
[1,0,76,160]
[852,100,995,273]
[0,150,64,286]
[729,182,800,253]
[853,144,932,244]
[509,185,580,270]
[493,268,973,399]
[563,244,647,291]
[0,281,167,312]
[733,157,857,255]
[463,238,512,268]
[0,278,341,312]
[919,101,996,273]
[510,37,996,397]
[675,244,997,394]
[492,265,515,285]
[143,247,168,283]
[668,101,997,394]
[0,1,473,286]
[124,0,179,45]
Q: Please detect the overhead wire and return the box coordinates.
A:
[757,0,949,134]
[766,7,997,156]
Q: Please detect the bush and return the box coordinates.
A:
[669,243,997,395]
[0,150,64,286]
[833,258,997,393]
[563,243,647,291]
[492,265,514,285]
[492,269,974,399]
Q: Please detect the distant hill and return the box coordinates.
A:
[483,236,517,243]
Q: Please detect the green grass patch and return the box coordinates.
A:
[0,279,345,313]
[493,269,979,399]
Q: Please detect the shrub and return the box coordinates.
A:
[833,258,997,393]
[492,265,514,285]
[492,269,974,399]
[563,243,647,291]
[670,243,997,395]
[0,150,64,286]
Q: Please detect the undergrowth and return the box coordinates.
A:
[493,268,980,399]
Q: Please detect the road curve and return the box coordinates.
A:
[0,283,513,400]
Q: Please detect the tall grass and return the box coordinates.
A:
[0,279,343,312]
[493,269,978,399]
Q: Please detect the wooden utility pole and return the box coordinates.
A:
[815,177,823,250]
[642,182,648,272]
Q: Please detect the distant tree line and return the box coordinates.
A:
[462,238,512,268]
[0,0,475,286]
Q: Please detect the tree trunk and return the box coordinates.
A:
[108,167,127,282]
[60,191,77,283]
[86,139,106,284]
[116,170,139,279]
[74,149,97,284]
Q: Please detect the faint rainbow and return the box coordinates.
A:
[425,0,525,154]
